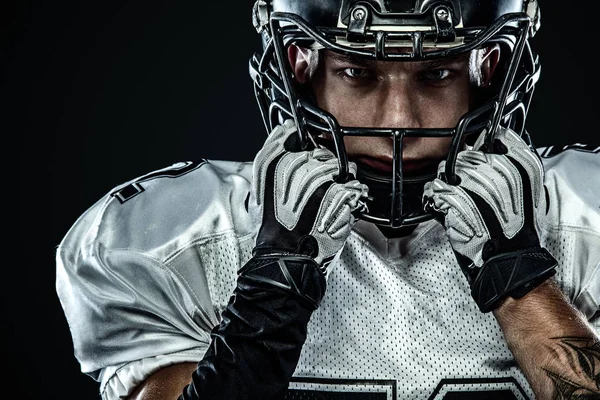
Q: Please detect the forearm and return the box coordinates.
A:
[179,255,325,400]
[493,278,600,399]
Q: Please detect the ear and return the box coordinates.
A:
[480,44,501,87]
[287,44,311,84]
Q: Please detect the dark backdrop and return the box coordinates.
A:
[4,1,599,399]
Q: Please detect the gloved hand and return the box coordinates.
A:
[423,127,557,312]
[249,118,369,273]
[181,120,368,400]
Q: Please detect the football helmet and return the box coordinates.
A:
[249,0,542,229]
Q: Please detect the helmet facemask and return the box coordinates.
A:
[249,0,541,229]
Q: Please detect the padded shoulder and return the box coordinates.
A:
[59,159,255,259]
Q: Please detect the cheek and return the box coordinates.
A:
[415,80,472,126]
[310,75,369,126]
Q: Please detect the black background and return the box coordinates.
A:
[4,1,599,399]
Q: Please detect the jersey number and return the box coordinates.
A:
[284,377,530,400]
[110,160,206,204]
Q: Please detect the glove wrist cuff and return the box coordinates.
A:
[471,247,558,313]
[238,254,326,309]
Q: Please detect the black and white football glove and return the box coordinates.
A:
[423,127,557,313]
[242,117,368,308]
[180,120,368,400]
[249,118,369,269]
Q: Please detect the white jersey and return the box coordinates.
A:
[55,146,600,400]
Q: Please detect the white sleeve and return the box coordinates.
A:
[573,261,599,331]
[55,160,256,399]
[56,244,215,400]
[537,145,600,329]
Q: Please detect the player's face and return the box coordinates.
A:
[289,46,497,175]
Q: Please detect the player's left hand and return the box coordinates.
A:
[422,127,557,312]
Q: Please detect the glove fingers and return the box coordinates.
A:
[439,143,525,239]
[317,180,369,235]
[472,128,543,209]
[273,141,364,233]
[455,150,488,167]
[311,147,336,161]
[252,119,299,208]
[501,130,544,209]
[278,153,339,215]
[423,178,490,266]
[460,154,521,227]
[310,180,369,262]
[470,127,544,221]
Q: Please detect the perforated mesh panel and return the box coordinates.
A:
[293,222,535,399]
[200,234,255,317]
[539,228,575,297]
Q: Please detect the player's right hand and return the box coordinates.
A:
[183,119,369,400]
[248,118,369,276]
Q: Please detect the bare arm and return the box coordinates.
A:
[493,278,600,399]
[128,363,197,400]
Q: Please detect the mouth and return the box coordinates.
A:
[356,156,441,176]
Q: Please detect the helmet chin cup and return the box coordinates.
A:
[356,163,438,228]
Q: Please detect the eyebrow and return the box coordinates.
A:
[327,51,374,67]
[326,50,469,69]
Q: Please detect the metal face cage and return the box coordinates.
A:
[249,1,541,228]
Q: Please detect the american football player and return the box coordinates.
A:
[56,1,600,399]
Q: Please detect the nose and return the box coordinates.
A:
[374,80,422,129]
[344,81,422,159]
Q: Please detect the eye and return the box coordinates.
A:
[420,69,453,82]
[341,67,373,80]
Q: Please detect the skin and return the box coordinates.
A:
[290,45,497,174]
[128,363,197,400]
[493,280,600,399]
[128,45,600,399]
